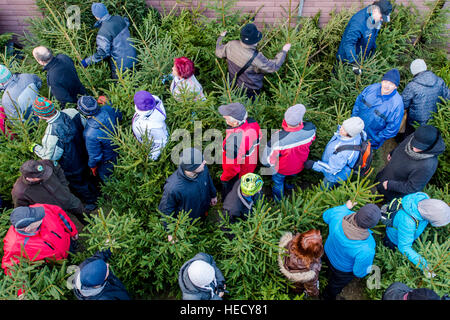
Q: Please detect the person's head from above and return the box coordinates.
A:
[187,260,216,289]
[20,159,53,183]
[91,2,109,21]
[79,259,110,289]
[32,46,54,66]
[381,68,400,95]
[32,97,57,120]
[411,125,440,153]
[240,173,263,197]
[0,64,12,86]
[284,104,306,128]
[240,23,262,45]
[218,102,247,127]
[179,147,206,178]
[339,116,364,138]
[406,288,441,300]
[77,96,101,117]
[10,206,46,234]
[417,198,450,227]
[372,0,392,23]
[354,204,381,229]
[292,229,323,264]
[173,57,195,79]
[410,59,427,76]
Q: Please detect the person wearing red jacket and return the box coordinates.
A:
[219,102,262,199]
[2,203,78,274]
[261,104,316,201]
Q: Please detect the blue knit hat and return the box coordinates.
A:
[80,259,108,287]
[77,96,100,116]
[0,65,12,84]
[382,68,400,87]
[91,3,108,18]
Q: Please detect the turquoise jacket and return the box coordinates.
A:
[386,192,430,270]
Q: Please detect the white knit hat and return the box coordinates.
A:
[410,59,427,76]
[187,260,216,288]
[342,117,365,137]
[418,199,450,227]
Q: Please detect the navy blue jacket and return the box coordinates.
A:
[336,6,380,64]
[159,166,217,223]
[85,14,137,74]
[43,54,87,108]
[84,105,122,171]
[73,249,131,300]
[402,71,450,126]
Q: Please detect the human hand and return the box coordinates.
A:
[346,200,357,210]
[29,143,38,153]
[91,166,98,177]
[352,66,362,75]
[303,160,315,170]
[220,31,227,37]
[387,154,391,162]
[168,235,175,243]
[282,43,291,52]
[383,180,388,190]
[97,95,108,105]
[424,268,436,279]
[71,234,79,241]
[210,197,218,206]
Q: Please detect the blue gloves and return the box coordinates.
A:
[80,59,88,68]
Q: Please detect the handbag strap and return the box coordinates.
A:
[234,50,259,84]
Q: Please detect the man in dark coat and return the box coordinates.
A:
[73,249,131,300]
[336,0,392,74]
[375,125,445,203]
[32,46,86,108]
[178,252,226,300]
[77,96,122,182]
[11,159,86,223]
[30,97,98,210]
[158,148,217,241]
[402,59,449,135]
[81,3,137,79]
[382,282,441,300]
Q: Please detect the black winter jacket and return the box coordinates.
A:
[43,54,87,108]
[375,132,445,202]
[73,249,131,300]
[402,71,449,126]
[158,166,217,223]
[222,178,262,221]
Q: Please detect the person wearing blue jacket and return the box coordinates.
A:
[352,69,404,149]
[81,3,137,79]
[336,0,392,73]
[178,252,226,300]
[304,117,366,189]
[322,201,381,300]
[73,249,131,300]
[77,96,122,182]
[383,192,450,278]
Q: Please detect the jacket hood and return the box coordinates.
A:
[87,107,112,129]
[401,192,429,221]
[424,133,446,156]
[413,71,438,87]
[179,259,214,296]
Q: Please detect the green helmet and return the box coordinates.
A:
[240,173,263,196]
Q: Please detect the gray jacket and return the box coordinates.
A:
[402,71,449,125]
[215,36,287,90]
[0,73,42,120]
[178,252,226,300]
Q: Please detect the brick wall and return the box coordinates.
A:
[0,0,438,38]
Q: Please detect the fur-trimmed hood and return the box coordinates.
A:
[278,232,317,283]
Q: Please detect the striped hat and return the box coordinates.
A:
[0,65,12,84]
[77,96,100,116]
[32,97,57,118]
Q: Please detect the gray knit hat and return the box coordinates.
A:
[410,59,427,76]
[418,199,450,227]
[342,117,365,137]
[284,104,306,127]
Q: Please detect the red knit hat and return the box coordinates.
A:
[32,97,57,118]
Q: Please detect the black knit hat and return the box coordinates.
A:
[179,148,204,172]
[408,288,440,300]
[355,204,381,229]
[240,23,262,45]
[411,125,440,151]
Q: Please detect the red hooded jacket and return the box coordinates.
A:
[221,118,262,182]
[2,203,78,274]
